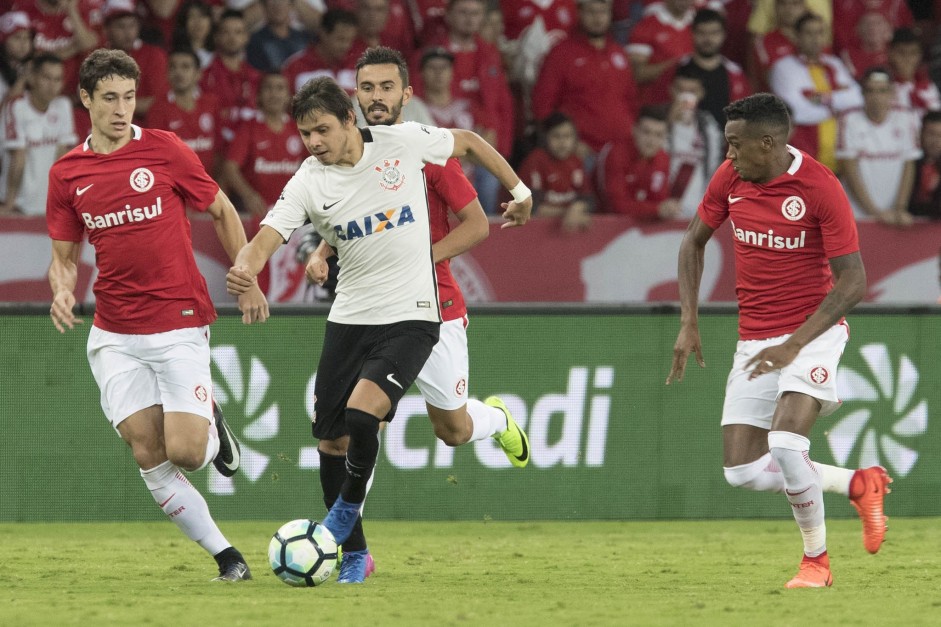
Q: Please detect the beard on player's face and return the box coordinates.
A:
[362,98,404,126]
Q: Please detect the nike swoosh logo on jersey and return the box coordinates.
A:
[322,199,342,211]
[76,184,94,195]
[728,195,745,204]
[386,373,403,389]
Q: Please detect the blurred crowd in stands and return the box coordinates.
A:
[2,0,941,229]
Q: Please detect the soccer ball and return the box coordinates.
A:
[268,519,338,586]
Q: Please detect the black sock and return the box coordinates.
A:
[213,546,243,567]
[318,449,367,552]
[342,408,380,504]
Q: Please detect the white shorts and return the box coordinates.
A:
[720,322,849,429]
[414,316,469,411]
[87,325,214,430]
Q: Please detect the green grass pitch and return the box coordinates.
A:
[1,519,939,626]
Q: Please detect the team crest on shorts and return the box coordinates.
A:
[130,167,155,192]
[375,159,405,191]
[781,196,806,221]
[193,384,208,403]
[808,366,829,385]
[455,378,467,397]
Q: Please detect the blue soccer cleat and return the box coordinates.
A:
[322,496,361,545]
[336,549,370,584]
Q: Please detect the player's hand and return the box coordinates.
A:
[305,254,329,286]
[666,325,704,384]
[50,290,84,333]
[238,285,269,324]
[500,195,533,229]
[745,342,800,380]
[226,265,256,295]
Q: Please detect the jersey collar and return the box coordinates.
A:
[83,124,143,152]
[785,145,803,175]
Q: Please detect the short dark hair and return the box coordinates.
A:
[637,104,669,124]
[673,63,705,83]
[724,93,790,135]
[356,46,410,87]
[922,110,941,126]
[30,53,63,73]
[292,76,355,124]
[692,8,725,29]
[217,8,245,24]
[542,111,575,135]
[890,27,919,47]
[794,12,822,34]
[168,46,201,69]
[321,8,358,33]
[79,48,140,96]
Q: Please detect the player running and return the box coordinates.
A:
[667,93,892,588]
[226,76,532,583]
[47,49,265,582]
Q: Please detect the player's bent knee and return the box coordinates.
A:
[165,443,203,472]
[427,407,472,446]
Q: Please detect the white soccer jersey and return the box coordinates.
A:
[0,93,76,215]
[262,122,454,325]
[836,107,922,217]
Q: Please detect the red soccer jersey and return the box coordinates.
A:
[626,3,694,105]
[199,57,262,129]
[532,32,637,152]
[518,147,589,206]
[283,45,358,95]
[46,126,220,335]
[597,141,671,218]
[502,0,577,40]
[226,114,305,207]
[145,89,222,173]
[698,147,860,340]
[753,29,796,87]
[424,157,478,321]
[127,40,170,106]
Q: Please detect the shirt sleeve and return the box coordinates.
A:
[697,160,732,229]
[163,132,219,211]
[815,170,859,258]
[404,122,455,166]
[46,162,84,242]
[260,170,313,243]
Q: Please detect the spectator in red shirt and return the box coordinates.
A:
[519,111,592,232]
[596,105,679,220]
[749,0,805,90]
[221,72,304,216]
[626,0,695,106]
[283,9,359,94]
[102,0,169,119]
[840,12,892,79]
[200,9,261,140]
[832,0,913,54]
[909,110,941,218]
[146,47,222,176]
[889,27,941,117]
[677,8,751,126]
[532,0,637,154]
[349,0,416,62]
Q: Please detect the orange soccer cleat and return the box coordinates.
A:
[849,466,893,554]
[785,553,833,589]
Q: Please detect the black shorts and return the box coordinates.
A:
[312,319,440,441]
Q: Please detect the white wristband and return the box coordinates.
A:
[508,181,532,203]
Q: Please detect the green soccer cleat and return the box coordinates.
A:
[486,396,530,468]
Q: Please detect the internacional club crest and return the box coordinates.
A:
[375,159,405,191]
[781,195,806,221]
[130,167,155,193]
[808,366,829,385]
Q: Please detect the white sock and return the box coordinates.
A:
[141,460,230,555]
[816,463,854,495]
[769,431,826,557]
[466,398,507,442]
[723,453,785,493]
[196,417,220,472]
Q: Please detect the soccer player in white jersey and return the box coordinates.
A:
[46,49,266,582]
[667,93,892,588]
[301,46,531,579]
[226,76,532,583]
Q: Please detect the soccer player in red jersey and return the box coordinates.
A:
[299,46,532,582]
[46,49,266,582]
[667,93,892,588]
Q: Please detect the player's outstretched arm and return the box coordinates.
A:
[667,216,714,384]
[433,198,489,263]
[746,251,867,379]
[48,239,84,333]
[450,129,533,229]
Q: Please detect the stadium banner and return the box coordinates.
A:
[1,310,938,522]
[2,215,939,305]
